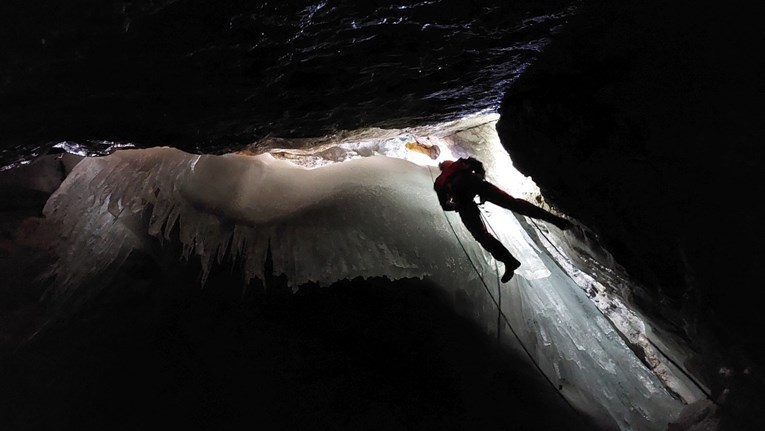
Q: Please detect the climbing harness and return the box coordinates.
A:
[426,165,580,413]
[427,163,714,414]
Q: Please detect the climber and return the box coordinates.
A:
[434,157,572,282]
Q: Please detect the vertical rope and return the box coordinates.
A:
[527,217,716,405]
[425,165,581,413]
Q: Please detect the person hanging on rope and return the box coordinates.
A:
[434,157,572,282]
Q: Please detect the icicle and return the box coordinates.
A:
[39,145,685,431]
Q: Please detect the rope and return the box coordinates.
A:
[426,165,580,413]
[477,209,503,343]
[526,217,717,405]
[528,219,569,262]
[429,163,713,411]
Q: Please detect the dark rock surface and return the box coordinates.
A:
[4,0,765,429]
[0,263,601,431]
[0,0,573,166]
[497,0,765,427]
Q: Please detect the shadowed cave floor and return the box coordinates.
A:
[0,254,602,431]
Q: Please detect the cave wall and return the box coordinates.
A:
[496,0,765,408]
[0,0,571,164]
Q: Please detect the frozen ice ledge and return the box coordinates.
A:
[42,144,685,430]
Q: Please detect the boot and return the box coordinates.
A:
[501,258,521,283]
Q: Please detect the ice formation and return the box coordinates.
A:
[41,118,687,430]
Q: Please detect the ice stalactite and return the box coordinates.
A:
[43,145,547,295]
[41,132,685,429]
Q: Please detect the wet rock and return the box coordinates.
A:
[497,0,765,428]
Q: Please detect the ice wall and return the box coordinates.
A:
[42,142,683,430]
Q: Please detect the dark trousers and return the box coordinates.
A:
[458,203,520,268]
[453,174,565,268]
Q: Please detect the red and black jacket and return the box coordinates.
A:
[433,157,485,211]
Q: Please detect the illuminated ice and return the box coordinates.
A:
[41,120,684,430]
